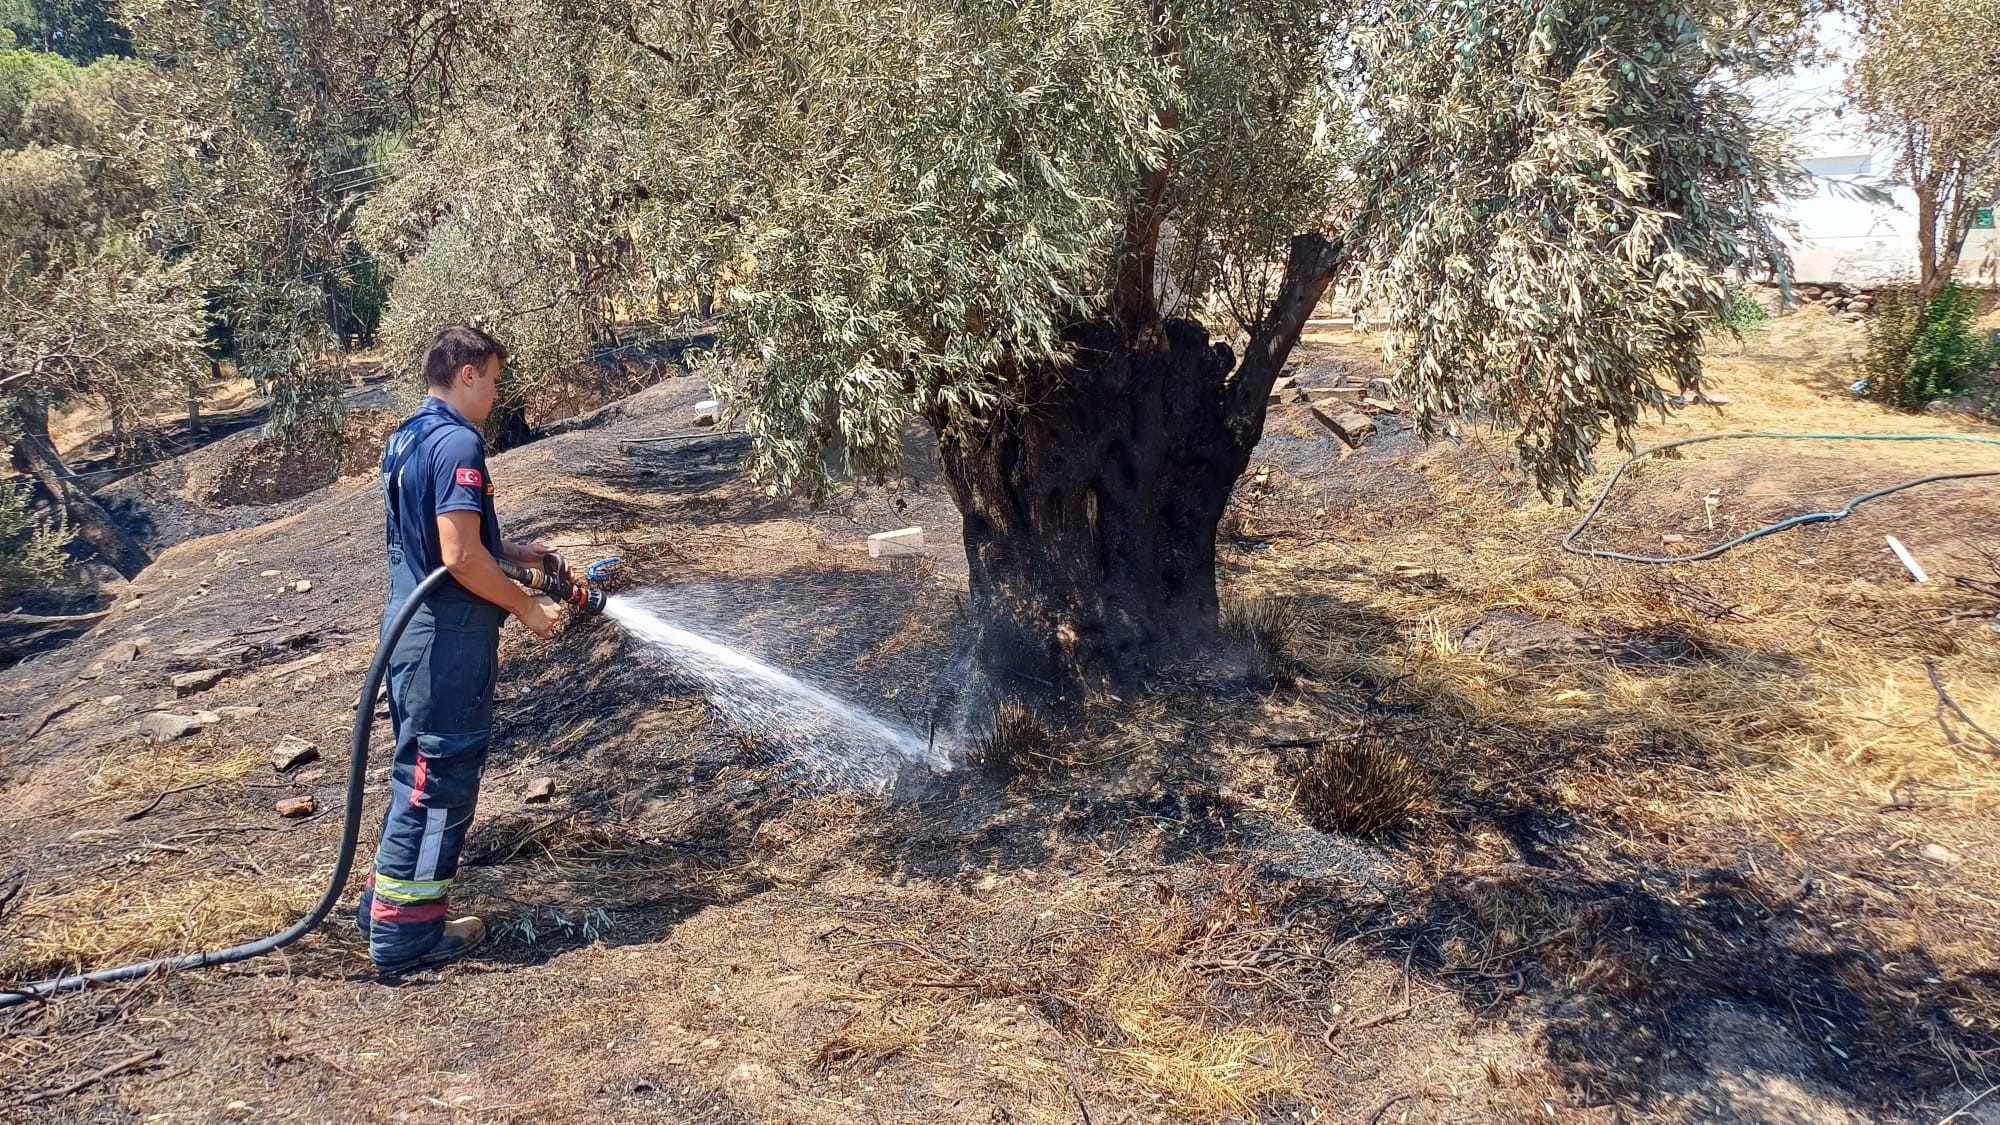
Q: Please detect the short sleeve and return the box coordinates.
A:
[430,428,490,516]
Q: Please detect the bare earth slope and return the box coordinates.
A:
[5,312,2000,1124]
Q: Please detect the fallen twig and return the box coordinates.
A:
[23,697,84,743]
[123,782,209,822]
[1925,660,2000,757]
[1,1047,162,1111]
[1939,1083,2000,1125]
[1350,1005,1414,1030]
[1065,1061,1095,1125]
[1366,1091,1419,1123]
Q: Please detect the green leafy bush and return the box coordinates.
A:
[1861,282,1998,412]
[1723,283,1771,333]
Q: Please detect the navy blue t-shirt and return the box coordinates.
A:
[380,397,504,606]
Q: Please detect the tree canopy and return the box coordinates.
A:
[354,0,1802,501]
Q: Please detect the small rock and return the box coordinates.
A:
[137,712,203,743]
[1360,396,1400,413]
[271,735,320,772]
[1921,843,1963,866]
[172,668,225,696]
[867,526,925,558]
[261,570,281,578]
[213,705,262,720]
[270,653,325,677]
[276,795,317,818]
[693,399,721,426]
[192,710,222,726]
[1660,533,1687,546]
[1310,407,1376,449]
[524,776,557,804]
[292,580,312,593]
[297,768,328,784]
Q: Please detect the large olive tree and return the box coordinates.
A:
[380,0,1802,701]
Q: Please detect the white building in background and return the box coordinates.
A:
[1756,19,2000,288]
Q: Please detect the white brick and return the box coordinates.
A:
[868,527,925,558]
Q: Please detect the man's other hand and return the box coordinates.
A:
[517,598,561,639]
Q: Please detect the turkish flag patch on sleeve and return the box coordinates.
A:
[454,467,483,488]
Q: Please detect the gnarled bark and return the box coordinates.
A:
[934,233,1344,702]
[9,398,150,579]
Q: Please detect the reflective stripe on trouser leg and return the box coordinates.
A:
[364,587,499,966]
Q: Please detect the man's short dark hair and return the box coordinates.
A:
[422,325,509,389]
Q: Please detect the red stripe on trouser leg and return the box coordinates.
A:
[409,754,428,806]
[370,898,449,925]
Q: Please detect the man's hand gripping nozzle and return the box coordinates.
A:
[498,551,608,617]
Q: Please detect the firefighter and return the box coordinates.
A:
[355,325,563,972]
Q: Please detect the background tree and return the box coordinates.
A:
[121,0,492,439]
[1850,0,2000,301]
[0,32,203,578]
[353,30,662,449]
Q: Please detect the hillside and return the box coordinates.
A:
[4,310,2000,1124]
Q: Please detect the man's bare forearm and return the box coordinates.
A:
[447,549,538,618]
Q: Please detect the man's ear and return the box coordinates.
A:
[457,362,478,386]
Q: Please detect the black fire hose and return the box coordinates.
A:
[1,565,460,1010]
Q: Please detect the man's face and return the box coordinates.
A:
[458,355,501,424]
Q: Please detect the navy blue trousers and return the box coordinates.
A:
[360,569,503,966]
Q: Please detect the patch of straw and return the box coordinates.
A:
[2,873,315,982]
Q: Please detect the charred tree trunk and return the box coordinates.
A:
[933,233,1343,704]
[9,398,150,579]
[484,399,535,452]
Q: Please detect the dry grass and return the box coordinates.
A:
[1,873,315,982]
[1074,873,1312,1115]
[1202,311,2000,1108]
[86,742,264,799]
[829,866,1314,1120]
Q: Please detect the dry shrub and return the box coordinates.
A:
[1,873,315,982]
[1219,595,1305,687]
[1294,736,1433,837]
[973,702,1074,776]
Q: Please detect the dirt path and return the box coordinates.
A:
[5,314,2000,1123]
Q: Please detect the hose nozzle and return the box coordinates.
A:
[498,552,607,618]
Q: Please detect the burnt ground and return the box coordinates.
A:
[4,308,2000,1123]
